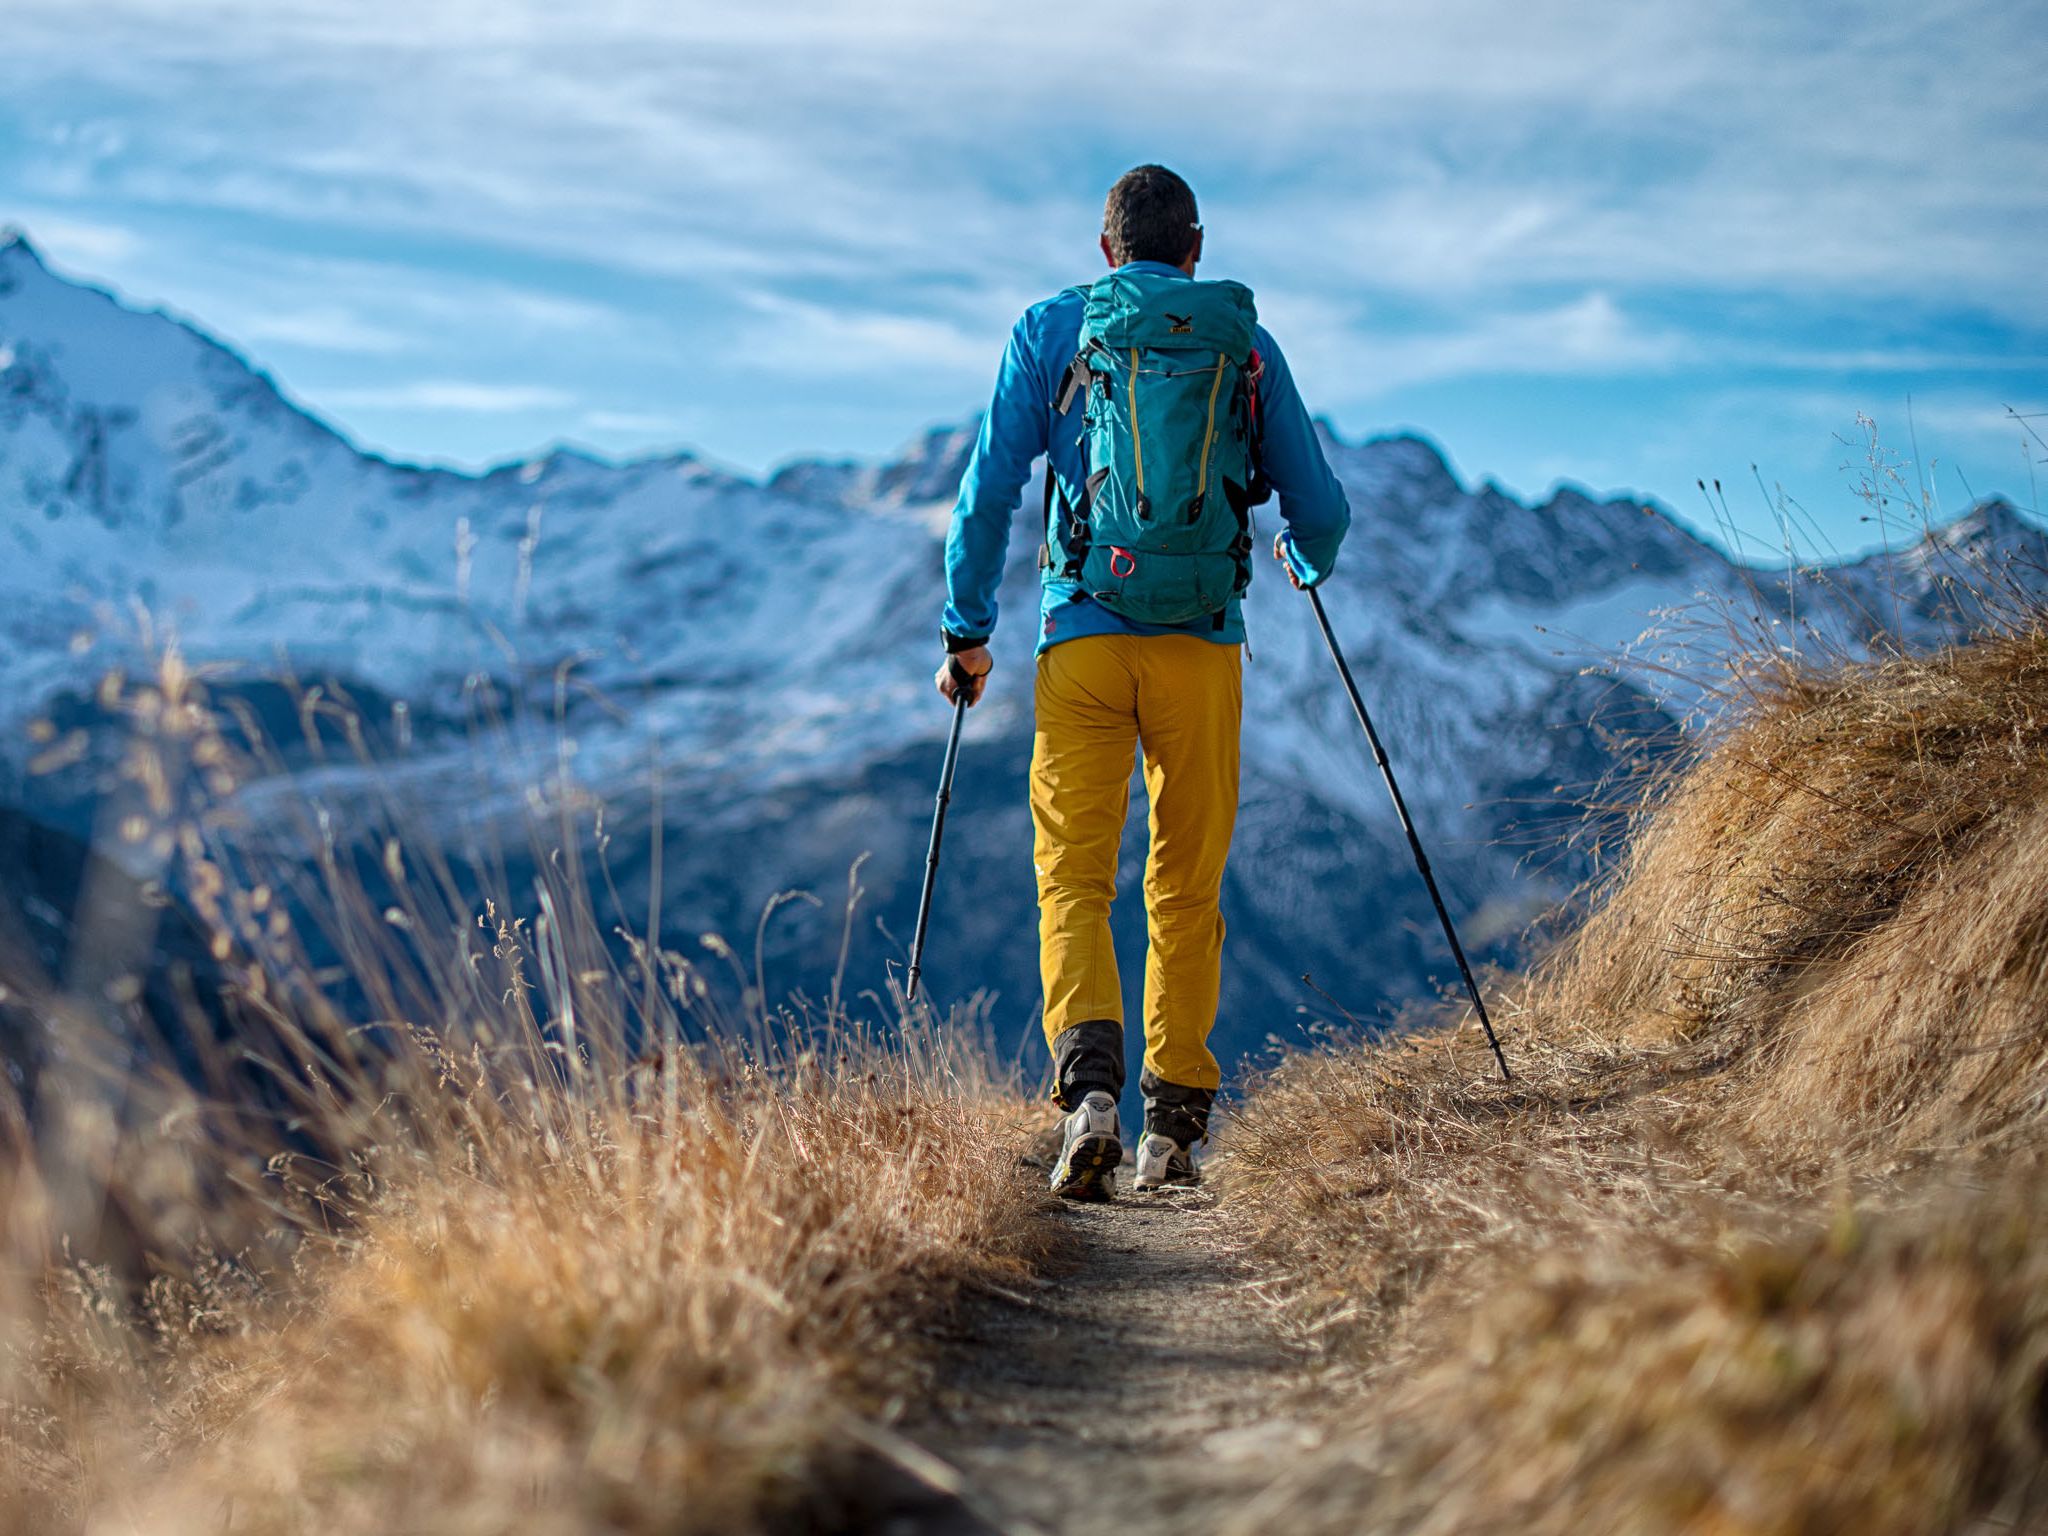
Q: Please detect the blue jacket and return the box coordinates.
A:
[942,260,1350,654]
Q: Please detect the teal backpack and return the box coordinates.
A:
[1044,270,1268,627]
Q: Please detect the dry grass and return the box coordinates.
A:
[1230,1171,2048,1536]
[1221,612,2048,1534]
[4,1064,1045,1535]
[0,655,1052,1534]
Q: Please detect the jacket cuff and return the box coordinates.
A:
[943,628,990,653]
[1279,531,1335,590]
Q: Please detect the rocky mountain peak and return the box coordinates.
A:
[768,420,983,514]
[1933,496,2040,551]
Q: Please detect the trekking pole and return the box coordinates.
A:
[904,661,974,1005]
[1307,587,1512,1082]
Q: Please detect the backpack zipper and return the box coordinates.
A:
[1195,351,1226,514]
[1127,347,1145,504]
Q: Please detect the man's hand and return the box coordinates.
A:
[936,645,993,706]
[1273,530,1314,591]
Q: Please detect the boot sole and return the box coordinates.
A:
[1051,1133,1121,1202]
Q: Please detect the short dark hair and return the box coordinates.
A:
[1102,165,1200,266]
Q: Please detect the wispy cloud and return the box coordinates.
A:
[1892,399,2047,453]
[1,0,2041,534]
[320,379,574,413]
[9,0,2041,315]
[237,305,411,355]
[5,208,141,267]
[733,289,995,380]
[1729,345,2048,376]
[1363,293,1691,394]
[580,408,677,434]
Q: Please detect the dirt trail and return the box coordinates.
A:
[900,1184,1328,1536]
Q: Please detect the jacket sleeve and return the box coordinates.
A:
[1253,328,1350,588]
[942,313,1050,645]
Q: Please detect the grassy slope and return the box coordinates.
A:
[1222,620,2048,1534]
[17,1068,1045,1535]
[0,657,1056,1534]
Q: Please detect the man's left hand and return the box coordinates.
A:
[1273,530,1314,591]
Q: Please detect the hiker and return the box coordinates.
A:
[936,165,1351,1200]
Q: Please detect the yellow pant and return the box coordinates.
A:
[1031,633,1242,1093]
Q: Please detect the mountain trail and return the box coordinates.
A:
[894,1182,1327,1536]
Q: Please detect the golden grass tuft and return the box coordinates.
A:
[1221,613,2048,1533]
[0,657,1053,1534]
[1238,1173,2048,1536]
[12,1063,1045,1536]
[1547,626,2048,1144]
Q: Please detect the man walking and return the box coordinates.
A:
[937,165,1350,1200]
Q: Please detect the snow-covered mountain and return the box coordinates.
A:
[3,231,2039,1077]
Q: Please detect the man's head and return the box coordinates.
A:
[1100,164,1202,274]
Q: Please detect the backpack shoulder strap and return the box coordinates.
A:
[1046,284,1097,415]
[1054,339,1109,416]
[1242,346,1273,506]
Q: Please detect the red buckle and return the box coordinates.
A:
[1109,546,1137,578]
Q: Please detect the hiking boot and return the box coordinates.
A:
[1049,1090,1121,1202]
[1133,1132,1200,1191]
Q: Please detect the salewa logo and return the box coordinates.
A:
[1165,312,1194,334]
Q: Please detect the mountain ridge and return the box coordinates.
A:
[3,228,2040,1078]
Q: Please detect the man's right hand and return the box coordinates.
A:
[937,645,993,706]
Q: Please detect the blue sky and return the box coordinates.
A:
[5,0,2043,558]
